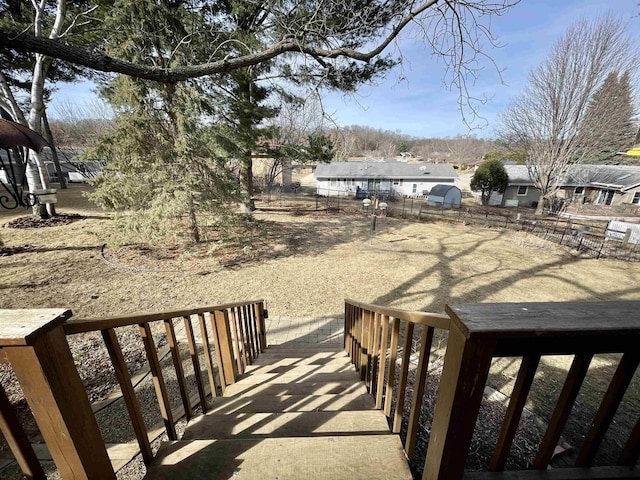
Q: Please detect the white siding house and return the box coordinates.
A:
[314,160,458,197]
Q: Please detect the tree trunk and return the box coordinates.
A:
[188,201,200,243]
[42,108,66,189]
[535,194,545,215]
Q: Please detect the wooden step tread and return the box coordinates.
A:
[209,393,375,414]
[223,379,367,397]
[183,410,391,440]
[143,435,412,480]
[234,370,358,387]
[243,361,354,376]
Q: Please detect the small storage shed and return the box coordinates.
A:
[427,184,462,208]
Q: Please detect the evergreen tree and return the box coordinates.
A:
[470,159,508,205]
[581,71,637,164]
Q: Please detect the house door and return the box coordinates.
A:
[597,189,615,205]
[367,179,375,191]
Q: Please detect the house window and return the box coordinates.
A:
[574,186,585,195]
[412,184,417,194]
[632,192,640,205]
[597,189,615,205]
[517,186,528,196]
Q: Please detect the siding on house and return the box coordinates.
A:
[502,185,541,207]
[315,160,457,197]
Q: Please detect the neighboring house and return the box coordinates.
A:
[499,165,640,208]
[315,160,458,197]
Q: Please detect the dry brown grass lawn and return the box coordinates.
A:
[1,185,639,472]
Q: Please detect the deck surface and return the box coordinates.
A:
[144,343,412,480]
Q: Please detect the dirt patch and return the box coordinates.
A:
[3,212,85,229]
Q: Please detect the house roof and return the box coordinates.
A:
[505,164,640,191]
[315,160,458,180]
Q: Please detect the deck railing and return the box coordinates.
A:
[344,298,451,459]
[0,299,266,479]
[345,299,640,480]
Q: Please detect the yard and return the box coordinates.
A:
[1,184,639,476]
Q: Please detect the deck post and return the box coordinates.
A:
[0,309,115,480]
[422,320,495,480]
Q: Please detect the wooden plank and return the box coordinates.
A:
[490,354,541,471]
[359,309,368,382]
[253,304,263,353]
[385,317,400,418]
[618,415,640,466]
[6,326,116,479]
[258,302,267,352]
[376,315,390,409]
[576,350,640,467]
[344,299,450,331]
[183,316,208,413]
[211,310,237,388]
[0,380,45,479]
[101,328,154,466]
[236,307,249,370]
[422,323,496,480]
[64,300,265,335]
[139,323,177,440]
[446,301,640,340]
[405,326,434,458]
[198,314,219,398]
[243,305,255,363]
[227,308,243,375]
[0,309,71,346]
[533,353,593,469]
[247,304,258,359]
[164,318,191,422]
[465,466,640,480]
[393,321,414,434]
[370,312,381,393]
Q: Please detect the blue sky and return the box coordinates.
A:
[50,0,640,139]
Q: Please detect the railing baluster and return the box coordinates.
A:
[139,323,177,440]
[577,350,640,466]
[376,315,390,409]
[243,305,255,363]
[367,310,376,387]
[360,309,369,381]
[619,416,640,466]
[385,317,400,418]
[183,315,208,413]
[101,328,154,466]
[0,380,46,479]
[164,318,191,421]
[197,313,219,398]
[489,354,541,471]
[405,326,435,458]
[370,312,381,394]
[344,303,349,352]
[533,352,593,469]
[228,308,244,374]
[255,303,266,353]
[236,307,249,369]
[247,304,259,357]
[393,321,414,433]
[210,309,237,389]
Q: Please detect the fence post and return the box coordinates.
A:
[1,309,116,480]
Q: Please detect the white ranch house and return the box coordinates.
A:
[314,160,458,197]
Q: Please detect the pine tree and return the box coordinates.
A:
[581,71,637,164]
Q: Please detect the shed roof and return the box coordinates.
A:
[504,164,640,191]
[429,184,461,198]
[315,160,457,180]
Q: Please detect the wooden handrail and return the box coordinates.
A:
[344,298,450,330]
[0,300,267,479]
[63,299,265,335]
[344,299,640,480]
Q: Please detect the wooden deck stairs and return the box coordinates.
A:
[144,343,413,479]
